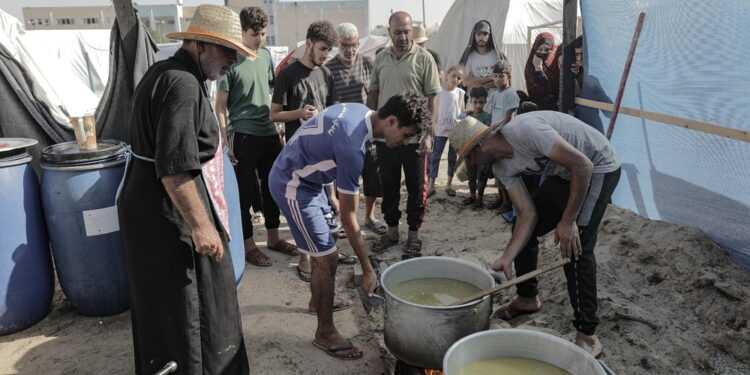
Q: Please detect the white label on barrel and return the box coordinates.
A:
[82,206,120,236]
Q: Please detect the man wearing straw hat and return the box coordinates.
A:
[118,5,253,374]
[449,111,621,357]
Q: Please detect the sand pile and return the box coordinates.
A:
[364,194,750,374]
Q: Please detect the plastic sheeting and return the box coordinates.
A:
[578,0,750,271]
[426,0,564,92]
[0,10,109,123]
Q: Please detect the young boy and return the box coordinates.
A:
[485,60,519,213]
[462,86,493,209]
[427,65,465,197]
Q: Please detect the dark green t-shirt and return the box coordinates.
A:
[470,111,492,125]
[218,48,276,136]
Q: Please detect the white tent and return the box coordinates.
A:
[426,0,565,91]
[0,9,110,125]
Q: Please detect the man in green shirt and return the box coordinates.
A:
[367,11,441,255]
[216,7,297,267]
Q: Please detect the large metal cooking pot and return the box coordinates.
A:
[373,256,495,369]
[443,329,615,375]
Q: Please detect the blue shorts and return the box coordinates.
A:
[271,186,337,257]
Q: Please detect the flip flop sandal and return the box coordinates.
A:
[244,247,272,267]
[462,196,476,205]
[446,188,456,196]
[312,339,363,361]
[492,302,540,321]
[308,296,353,315]
[403,238,422,255]
[268,240,299,256]
[427,189,436,198]
[296,266,312,282]
[363,220,388,235]
[338,253,358,265]
[372,235,399,253]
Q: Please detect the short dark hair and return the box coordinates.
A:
[493,60,511,74]
[470,86,488,99]
[239,7,267,32]
[306,21,338,46]
[516,101,539,115]
[378,92,431,135]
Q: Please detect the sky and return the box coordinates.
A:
[0,0,456,30]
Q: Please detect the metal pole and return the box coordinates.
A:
[422,0,426,25]
[605,12,646,140]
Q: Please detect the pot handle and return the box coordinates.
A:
[370,287,387,319]
[598,360,616,375]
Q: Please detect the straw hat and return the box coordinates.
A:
[412,24,429,44]
[448,116,504,181]
[165,5,256,59]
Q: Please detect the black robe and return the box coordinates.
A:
[118,48,249,375]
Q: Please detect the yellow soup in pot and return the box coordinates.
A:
[458,357,572,375]
[389,278,482,306]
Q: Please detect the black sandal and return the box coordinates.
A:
[404,238,422,254]
[372,235,399,253]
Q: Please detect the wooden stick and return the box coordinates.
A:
[576,98,750,143]
[448,258,571,306]
[606,12,646,140]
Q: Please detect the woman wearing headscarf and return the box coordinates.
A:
[525,32,560,111]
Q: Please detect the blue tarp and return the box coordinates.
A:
[577,0,750,271]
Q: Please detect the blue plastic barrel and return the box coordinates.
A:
[40,140,128,316]
[0,139,54,335]
[223,152,245,289]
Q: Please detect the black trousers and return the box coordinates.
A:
[514,168,620,335]
[375,142,426,231]
[362,149,383,198]
[233,133,282,239]
[467,165,492,197]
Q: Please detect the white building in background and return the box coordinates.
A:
[22,2,198,37]
[226,0,369,51]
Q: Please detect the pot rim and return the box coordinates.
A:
[442,328,606,374]
[380,256,496,310]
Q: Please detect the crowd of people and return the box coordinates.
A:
[116,4,615,374]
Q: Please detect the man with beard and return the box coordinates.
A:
[367,11,440,255]
[271,20,338,282]
[325,23,387,241]
[271,20,337,142]
[216,6,297,268]
[117,5,250,374]
[459,20,508,98]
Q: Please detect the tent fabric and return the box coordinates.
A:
[0,11,74,163]
[0,9,110,123]
[95,19,158,143]
[579,0,750,271]
[0,42,73,164]
[427,0,564,92]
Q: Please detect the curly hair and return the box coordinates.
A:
[306,21,338,46]
[378,92,431,135]
[239,7,267,32]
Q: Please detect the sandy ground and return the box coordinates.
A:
[2,151,750,374]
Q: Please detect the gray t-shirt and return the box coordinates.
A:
[464,50,500,97]
[486,87,520,124]
[492,111,620,189]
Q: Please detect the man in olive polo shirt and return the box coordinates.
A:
[366,11,441,255]
[216,6,297,267]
